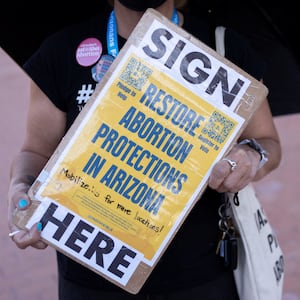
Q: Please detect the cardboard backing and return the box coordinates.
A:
[13,9,268,294]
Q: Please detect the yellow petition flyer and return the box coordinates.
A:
[37,48,242,261]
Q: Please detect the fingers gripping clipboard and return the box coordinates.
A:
[13,9,268,294]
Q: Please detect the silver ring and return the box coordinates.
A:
[222,158,237,171]
[8,230,20,238]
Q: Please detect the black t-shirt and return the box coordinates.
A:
[23,9,265,294]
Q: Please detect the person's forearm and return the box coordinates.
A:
[9,151,49,199]
[237,137,282,182]
[253,138,281,181]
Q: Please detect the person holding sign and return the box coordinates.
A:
[7,0,281,299]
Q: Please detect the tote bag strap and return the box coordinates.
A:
[215,25,226,57]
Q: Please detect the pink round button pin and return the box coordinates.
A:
[76,38,102,67]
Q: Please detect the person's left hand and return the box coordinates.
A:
[208,143,261,193]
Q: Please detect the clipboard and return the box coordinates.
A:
[13,8,268,294]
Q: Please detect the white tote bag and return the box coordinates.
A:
[215,27,285,299]
[227,184,285,300]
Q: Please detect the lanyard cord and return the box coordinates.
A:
[107,8,179,58]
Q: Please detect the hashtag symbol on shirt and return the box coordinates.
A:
[76,84,94,105]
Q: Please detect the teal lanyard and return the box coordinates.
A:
[106,9,179,58]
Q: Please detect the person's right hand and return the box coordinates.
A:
[8,183,48,250]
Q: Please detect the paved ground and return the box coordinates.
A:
[0,46,299,300]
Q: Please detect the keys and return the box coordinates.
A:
[216,231,226,255]
[216,228,238,270]
[224,234,238,270]
[216,195,239,270]
[228,236,238,270]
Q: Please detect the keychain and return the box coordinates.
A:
[216,195,238,270]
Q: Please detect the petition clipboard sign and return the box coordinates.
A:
[14,9,268,294]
